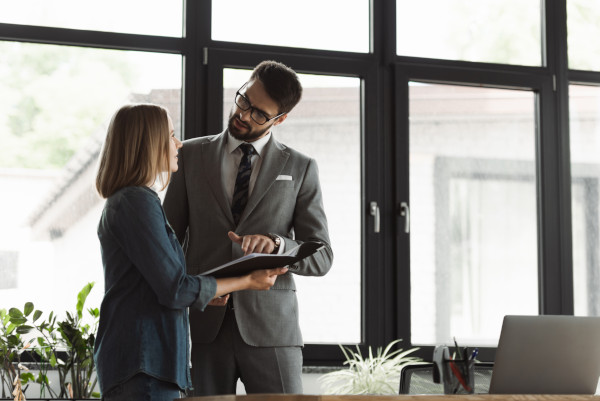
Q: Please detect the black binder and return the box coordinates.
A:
[200,241,325,278]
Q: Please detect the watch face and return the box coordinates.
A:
[269,234,280,248]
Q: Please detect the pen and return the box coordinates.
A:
[470,348,479,361]
[453,336,460,359]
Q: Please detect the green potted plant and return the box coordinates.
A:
[0,283,100,399]
[318,339,422,395]
[0,303,38,400]
[53,282,100,399]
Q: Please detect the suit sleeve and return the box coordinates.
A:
[285,158,333,277]
[163,144,189,245]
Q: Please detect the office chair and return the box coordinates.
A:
[399,362,494,394]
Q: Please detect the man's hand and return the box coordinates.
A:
[228,231,275,255]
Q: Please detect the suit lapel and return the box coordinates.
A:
[201,132,235,223]
[240,136,289,224]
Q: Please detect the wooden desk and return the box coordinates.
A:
[182,394,600,401]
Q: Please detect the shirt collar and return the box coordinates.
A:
[226,130,271,157]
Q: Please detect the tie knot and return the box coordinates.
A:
[239,143,255,156]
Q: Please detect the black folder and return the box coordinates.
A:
[200,240,325,278]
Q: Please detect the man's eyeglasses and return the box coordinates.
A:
[234,83,286,125]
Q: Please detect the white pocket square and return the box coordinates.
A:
[276,175,293,181]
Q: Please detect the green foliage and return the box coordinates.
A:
[0,283,100,399]
[318,339,422,395]
[0,304,37,399]
[76,282,94,320]
[0,41,135,169]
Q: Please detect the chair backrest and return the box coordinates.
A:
[399,362,494,394]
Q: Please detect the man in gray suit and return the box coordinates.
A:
[163,60,333,395]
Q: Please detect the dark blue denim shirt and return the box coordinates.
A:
[94,186,216,394]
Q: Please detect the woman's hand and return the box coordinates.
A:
[208,294,230,306]
[245,267,289,290]
[214,267,288,297]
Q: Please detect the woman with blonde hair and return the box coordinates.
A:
[94,104,287,401]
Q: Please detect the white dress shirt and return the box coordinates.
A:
[223,131,271,203]
[223,131,285,253]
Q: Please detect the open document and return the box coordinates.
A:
[200,240,325,278]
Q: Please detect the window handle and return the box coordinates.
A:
[369,201,380,233]
[400,202,410,233]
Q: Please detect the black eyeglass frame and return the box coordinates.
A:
[234,82,287,125]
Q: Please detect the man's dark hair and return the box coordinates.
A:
[249,60,303,114]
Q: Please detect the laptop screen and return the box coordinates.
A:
[489,315,600,394]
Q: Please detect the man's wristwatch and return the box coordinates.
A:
[266,233,281,254]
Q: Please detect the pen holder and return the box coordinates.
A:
[443,358,474,394]
[433,345,475,394]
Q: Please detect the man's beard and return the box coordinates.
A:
[227,111,271,142]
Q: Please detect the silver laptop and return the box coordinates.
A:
[489,315,600,394]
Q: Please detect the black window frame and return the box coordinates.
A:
[0,0,593,367]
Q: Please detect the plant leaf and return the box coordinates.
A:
[319,339,422,395]
[8,308,23,319]
[16,325,34,335]
[76,282,95,320]
[23,302,34,316]
[10,316,27,325]
[20,372,35,384]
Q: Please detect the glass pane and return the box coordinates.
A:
[567,0,600,71]
[397,0,542,66]
[223,69,362,344]
[1,0,183,37]
[409,83,538,346]
[570,84,600,315]
[0,40,182,315]
[212,0,369,53]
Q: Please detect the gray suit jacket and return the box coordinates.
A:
[163,131,333,347]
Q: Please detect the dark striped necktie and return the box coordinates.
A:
[231,143,255,225]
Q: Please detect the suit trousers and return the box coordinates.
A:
[188,306,303,396]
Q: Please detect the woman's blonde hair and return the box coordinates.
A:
[95,104,171,198]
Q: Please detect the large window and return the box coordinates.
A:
[396,0,542,66]
[569,84,600,316]
[0,1,183,37]
[0,40,182,314]
[0,0,592,367]
[408,83,538,346]
[212,0,370,53]
[567,0,600,71]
